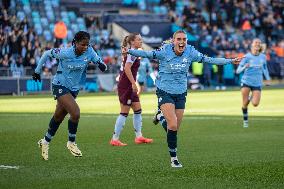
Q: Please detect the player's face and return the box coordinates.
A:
[75,39,89,55]
[132,35,143,49]
[173,33,187,55]
[251,39,261,52]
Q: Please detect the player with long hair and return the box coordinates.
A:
[109,33,153,146]
[236,38,270,128]
[122,30,242,167]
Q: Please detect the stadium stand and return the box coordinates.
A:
[0,0,283,92]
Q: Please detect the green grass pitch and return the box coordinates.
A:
[0,89,284,189]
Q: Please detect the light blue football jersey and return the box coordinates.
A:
[128,44,232,94]
[137,58,153,83]
[236,53,270,87]
[35,46,104,91]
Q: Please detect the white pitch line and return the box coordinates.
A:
[0,114,283,121]
[0,165,19,169]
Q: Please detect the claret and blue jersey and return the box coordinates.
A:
[128,44,232,94]
[35,46,104,91]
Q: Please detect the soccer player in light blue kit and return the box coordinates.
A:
[136,57,156,95]
[236,38,270,128]
[123,30,242,168]
[32,31,107,160]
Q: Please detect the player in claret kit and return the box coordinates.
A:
[32,31,107,160]
[109,33,153,146]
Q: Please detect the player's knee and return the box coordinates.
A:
[252,102,259,107]
[168,124,177,131]
[53,113,66,123]
[53,116,64,123]
[134,109,142,114]
[71,111,80,121]
[120,112,129,117]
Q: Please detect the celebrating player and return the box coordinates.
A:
[236,38,271,128]
[33,31,107,160]
[122,30,242,168]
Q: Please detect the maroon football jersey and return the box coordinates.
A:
[117,54,140,89]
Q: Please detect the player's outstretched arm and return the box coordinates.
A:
[97,61,107,72]
[190,46,243,65]
[34,50,52,74]
[32,49,54,82]
[262,60,271,81]
[202,56,243,65]
[127,49,154,59]
[90,48,107,72]
[236,57,248,74]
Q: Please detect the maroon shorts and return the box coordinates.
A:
[118,87,140,106]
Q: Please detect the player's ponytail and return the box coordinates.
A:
[122,36,129,48]
[121,33,140,55]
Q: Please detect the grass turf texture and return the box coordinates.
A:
[0,89,283,189]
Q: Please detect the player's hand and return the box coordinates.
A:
[264,80,271,86]
[232,56,244,64]
[32,72,41,82]
[98,62,107,72]
[121,46,128,55]
[132,83,138,93]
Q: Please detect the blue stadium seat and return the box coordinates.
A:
[71,24,79,33]
[41,17,49,28]
[171,24,182,33]
[68,11,76,22]
[32,17,41,24]
[23,5,31,14]
[34,23,43,35]
[21,0,30,6]
[77,17,85,24]
[51,0,59,7]
[49,23,55,32]
[43,30,52,41]
[160,6,167,14]
[60,11,68,19]
[31,11,40,18]
[62,17,70,27]
[46,11,55,21]
[78,23,87,31]
[67,30,73,41]
[122,0,133,5]
[153,6,160,14]
[45,5,52,12]
[17,11,26,21]
[43,0,51,5]
[148,0,160,3]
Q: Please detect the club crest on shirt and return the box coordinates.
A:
[53,48,61,54]
[182,58,188,63]
[131,56,136,61]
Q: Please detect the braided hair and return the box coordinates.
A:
[72,31,90,46]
